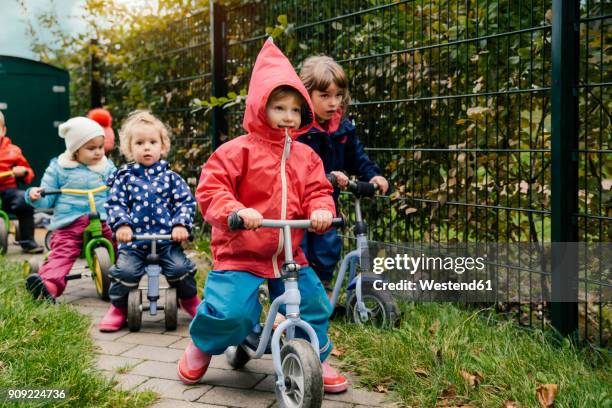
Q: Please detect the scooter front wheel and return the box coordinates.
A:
[275,339,323,408]
[347,285,399,328]
[44,230,53,251]
[92,247,112,301]
[127,289,142,332]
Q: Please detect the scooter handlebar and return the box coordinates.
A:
[40,189,62,197]
[228,212,344,231]
[326,173,378,198]
[112,233,194,242]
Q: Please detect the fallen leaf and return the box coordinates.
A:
[429,319,440,335]
[414,367,429,377]
[459,370,484,387]
[375,384,388,393]
[536,384,558,407]
[503,401,520,408]
[330,347,345,357]
[440,384,457,399]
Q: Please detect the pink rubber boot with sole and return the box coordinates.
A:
[322,361,349,393]
[177,340,211,384]
[98,305,127,332]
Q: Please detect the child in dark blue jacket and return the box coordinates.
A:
[98,110,200,332]
[297,55,389,291]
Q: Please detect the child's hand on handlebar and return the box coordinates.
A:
[236,208,263,230]
[116,225,133,243]
[330,171,349,189]
[309,209,333,233]
[369,175,389,194]
[172,226,190,242]
[28,187,43,202]
[12,166,27,177]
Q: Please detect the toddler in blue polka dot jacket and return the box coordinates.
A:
[98,110,201,332]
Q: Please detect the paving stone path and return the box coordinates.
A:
[13,245,397,408]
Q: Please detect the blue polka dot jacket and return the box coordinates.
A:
[105,160,196,249]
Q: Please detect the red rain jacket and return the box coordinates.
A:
[0,137,34,190]
[196,39,335,278]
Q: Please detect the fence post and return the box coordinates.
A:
[210,0,227,150]
[90,38,102,109]
[550,0,579,338]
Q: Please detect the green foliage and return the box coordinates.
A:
[0,260,158,407]
[331,303,612,407]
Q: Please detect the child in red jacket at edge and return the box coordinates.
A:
[177,39,349,394]
[0,111,43,253]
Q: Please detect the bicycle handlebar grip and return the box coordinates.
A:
[228,212,245,231]
[326,173,338,187]
[348,181,377,198]
[331,217,345,229]
[41,189,62,197]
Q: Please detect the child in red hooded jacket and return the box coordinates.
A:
[0,111,43,253]
[177,39,349,394]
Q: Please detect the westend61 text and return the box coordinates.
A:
[373,279,493,291]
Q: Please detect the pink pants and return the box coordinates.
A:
[39,215,113,297]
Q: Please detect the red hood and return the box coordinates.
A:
[243,39,314,143]
[0,136,12,149]
[313,109,343,134]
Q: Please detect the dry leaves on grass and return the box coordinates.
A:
[459,370,484,388]
[536,384,558,407]
[429,319,441,335]
[414,367,429,377]
[330,347,345,357]
[503,401,520,408]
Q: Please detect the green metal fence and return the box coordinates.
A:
[104,0,611,347]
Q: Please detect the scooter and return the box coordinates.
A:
[328,175,400,328]
[125,234,183,332]
[224,213,344,408]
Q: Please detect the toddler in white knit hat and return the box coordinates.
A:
[24,116,116,302]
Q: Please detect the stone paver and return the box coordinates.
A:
[131,360,180,380]
[136,378,212,401]
[95,340,136,356]
[7,250,397,407]
[120,332,181,347]
[96,354,142,372]
[149,399,227,408]
[122,345,185,362]
[197,387,276,408]
[110,373,150,391]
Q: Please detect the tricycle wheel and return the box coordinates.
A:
[275,339,323,408]
[127,289,142,332]
[92,247,112,300]
[224,345,250,369]
[44,230,53,251]
[164,288,178,331]
[0,218,8,255]
[347,284,399,328]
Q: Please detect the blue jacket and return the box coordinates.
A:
[25,153,116,230]
[105,160,196,249]
[297,112,380,201]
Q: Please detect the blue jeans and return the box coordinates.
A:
[189,266,334,361]
[109,243,197,307]
[301,228,342,283]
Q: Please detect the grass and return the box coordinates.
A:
[330,303,611,408]
[0,259,158,408]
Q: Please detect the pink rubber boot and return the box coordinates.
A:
[177,340,211,384]
[98,305,127,332]
[322,361,349,393]
[179,296,200,318]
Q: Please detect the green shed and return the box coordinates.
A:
[0,56,69,185]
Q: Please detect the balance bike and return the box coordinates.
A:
[125,234,182,332]
[34,186,115,300]
[328,175,400,328]
[224,213,344,408]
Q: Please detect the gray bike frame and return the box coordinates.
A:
[131,234,173,315]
